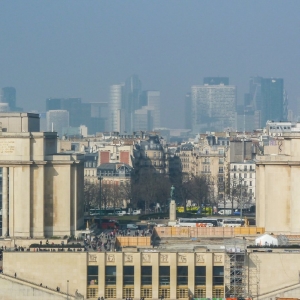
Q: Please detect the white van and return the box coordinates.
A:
[116,211,126,216]
[132,209,141,215]
[218,209,233,215]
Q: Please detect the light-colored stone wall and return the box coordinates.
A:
[249,252,300,297]
[0,132,84,238]
[3,252,87,297]
[3,251,226,299]
[256,134,300,234]
[0,275,71,300]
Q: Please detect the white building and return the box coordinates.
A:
[230,160,256,206]
[46,110,69,137]
[191,84,236,132]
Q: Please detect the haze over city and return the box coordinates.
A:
[1,0,300,128]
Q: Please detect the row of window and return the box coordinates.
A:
[85,162,97,168]
[87,286,223,299]
[232,165,254,171]
[233,173,253,179]
[87,266,224,287]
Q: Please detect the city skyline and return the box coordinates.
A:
[1,1,300,128]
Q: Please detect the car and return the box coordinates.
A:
[126,224,139,230]
[132,210,141,215]
[147,221,157,226]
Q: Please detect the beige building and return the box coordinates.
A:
[4,245,300,300]
[256,132,300,234]
[3,250,225,300]
[190,136,228,201]
[0,113,84,238]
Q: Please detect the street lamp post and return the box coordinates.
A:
[240,177,244,221]
[67,280,69,300]
[98,175,103,213]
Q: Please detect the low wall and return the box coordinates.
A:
[154,226,265,238]
[116,236,151,247]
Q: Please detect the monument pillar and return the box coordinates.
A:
[169,185,177,221]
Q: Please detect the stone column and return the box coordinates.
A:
[152,253,159,299]
[206,253,213,298]
[116,253,123,299]
[1,167,8,237]
[134,254,141,299]
[170,253,177,299]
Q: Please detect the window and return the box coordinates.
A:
[177,266,188,285]
[195,266,206,285]
[244,173,247,178]
[244,165,247,171]
[87,266,98,286]
[159,266,170,285]
[218,149,224,155]
[219,158,224,164]
[123,266,134,285]
[250,181,252,186]
[105,266,116,285]
[141,266,152,285]
[219,167,223,173]
[250,173,252,178]
[213,266,224,285]
[234,173,236,178]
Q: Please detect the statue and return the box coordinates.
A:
[169,185,176,222]
[170,185,175,200]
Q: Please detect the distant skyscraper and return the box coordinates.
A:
[1,87,16,111]
[46,110,69,137]
[191,80,236,132]
[124,75,142,133]
[144,90,160,129]
[109,84,125,133]
[45,98,108,135]
[260,78,284,127]
[203,77,229,86]
[46,98,62,111]
[184,93,192,130]
[109,76,160,134]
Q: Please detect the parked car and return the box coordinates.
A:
[116,210,127,216]
[126,224,139,230]
[132,209,141,215]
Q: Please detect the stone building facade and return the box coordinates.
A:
[256,132,300,234]
[0,113,84,238]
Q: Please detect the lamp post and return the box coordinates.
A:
[98,175,103,213]
[239,177,244,221]
[67,280,69,300]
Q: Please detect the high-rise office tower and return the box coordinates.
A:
[185,93,192,130]
[109,84,125,133]
[260,78,284,127]
[45,98,108,135]
[1,87,16,111]
[124,75,142,133]
[46,110,69,137]
[191,79,236,132]
[133,90,160,131]
[203,77,229,86]
[144,90,160,129]
[109,76,160,134]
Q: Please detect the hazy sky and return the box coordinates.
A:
[1,0,300,128]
